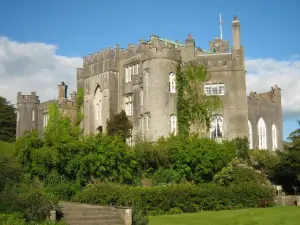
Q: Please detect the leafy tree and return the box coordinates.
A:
[0,141,21,192]
[106,110,133,142]
[270,121,300,193]
[73,88,84,137]
[43,103,74,146]
[0,96,16,142]
[177,62,223,136]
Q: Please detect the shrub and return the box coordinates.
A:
[0,188,58,222]
[213,159,269,186]
[0,213,67,225]
[152,168,183,186]
[72,182,275,215]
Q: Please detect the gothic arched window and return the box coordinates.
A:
[258,117,267,149]
[210,115,223,139]
[169,73,176,93]
[272,124,277,151]
[94,85,103,120]
[248,120,253,149]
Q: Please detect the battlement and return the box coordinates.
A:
[248,85,281,103]
[17,92,40,104]
[83,35,184,66]
[195,53,234,70]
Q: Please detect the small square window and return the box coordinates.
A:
[212,84,218,95]
[218,84,225,95]
[205,84,212,95]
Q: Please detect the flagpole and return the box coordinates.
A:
[219,13,223,39]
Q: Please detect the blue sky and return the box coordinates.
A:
[0,0,299,139]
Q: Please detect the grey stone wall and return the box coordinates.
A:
[248,86,283,150]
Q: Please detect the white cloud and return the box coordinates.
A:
[246,56,300,119]
[0,36,299,120]
[0,36,82,105]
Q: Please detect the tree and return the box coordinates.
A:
[177,62,223,136]
[43,103,74,146]
[106,110,133,142]
[0,96,16,142]
[271,121,300,193]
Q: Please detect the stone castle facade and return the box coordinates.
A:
[16,16,283,150]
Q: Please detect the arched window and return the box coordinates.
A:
[210,115,223,139]
[169,73,176,93]
[258,117,267,149]
[32,109,35,122]
[170,115,177,135]
[248,120,253,149]
[96,103,99,120]
[94,85,103,120]
[272,124,277,151]
[99,100,102,119]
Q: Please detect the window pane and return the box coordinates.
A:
[212,85,218,95]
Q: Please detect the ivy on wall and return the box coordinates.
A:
[177,62,223,136]
[73,88,84,137]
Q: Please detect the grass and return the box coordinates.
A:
[149,207,300,225]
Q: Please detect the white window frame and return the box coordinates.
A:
[43,113,49,128]
[126,129,133,146]
[204,83,225,96]
[169,73,176,93]
[146,114,150,131]
[272,124,277,151]
[258,117,267,149]
[32,109,35,122]
[210,115,223,139]
[248,120,253,149]
[140,89,143,108]
[96,103,99,120]
[125,67,129,83]
[125,95,133,116]
[170,115,177,135]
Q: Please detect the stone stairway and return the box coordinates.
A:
[59,201,126,225]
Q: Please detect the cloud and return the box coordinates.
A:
[246,56,300,119]
[0,36,300,121]
[0,36,82,105]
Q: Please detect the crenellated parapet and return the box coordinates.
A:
[17,92,40,104]
[248,85,281,103]
[83,35,183,67]
[195,53,234,71]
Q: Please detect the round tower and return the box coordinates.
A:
[16,92,40,138]
[142,35,181,139]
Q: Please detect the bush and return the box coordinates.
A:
[152,168,184,186]
[213,159,269,186]
[0,188,58,222]
[0,213,66,225]
[72,182,275,216]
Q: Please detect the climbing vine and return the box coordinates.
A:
[177,62,223,136]
[73,88,84,137]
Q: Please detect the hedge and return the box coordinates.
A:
[72,182,275,215]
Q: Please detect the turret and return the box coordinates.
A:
[16,92,40,138]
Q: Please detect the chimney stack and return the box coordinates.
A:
[232,16,241,49]
[58,81,68,99]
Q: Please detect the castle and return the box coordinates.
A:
[16,16,283,150]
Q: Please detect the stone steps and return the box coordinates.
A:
[59,202,125,225]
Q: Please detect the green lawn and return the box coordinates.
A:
[149,207,300,225]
